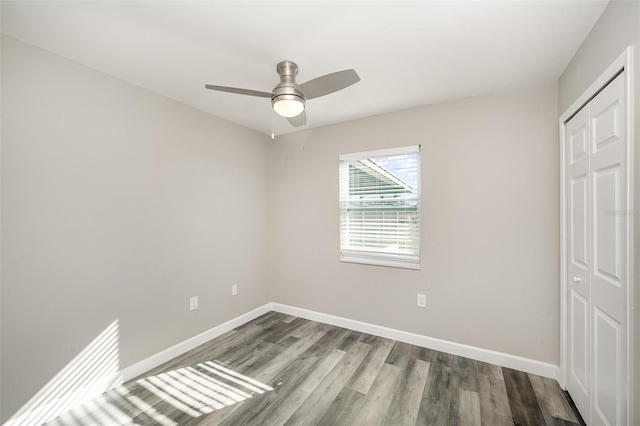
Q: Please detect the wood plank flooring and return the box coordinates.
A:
[47,312,584,426]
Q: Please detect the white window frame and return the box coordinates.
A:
[339,145,421,269]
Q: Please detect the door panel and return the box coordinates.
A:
[571,176,588,267]
[593,308,622,426]
[589,72,627,426]
[565,106,591,419]
[571,289,589,393]
[564,71,627,426]
[571,126,588,164]
[592,98,621,153]
[593,166,621,286]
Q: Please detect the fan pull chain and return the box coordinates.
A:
[271,109,275,139]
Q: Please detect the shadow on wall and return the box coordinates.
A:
[6,320,123,426]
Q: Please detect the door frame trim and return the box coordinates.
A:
[558,46,635,425]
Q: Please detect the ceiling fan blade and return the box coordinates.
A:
[205,84,273,98]
[298,69,360,100]
[287,110,307,128]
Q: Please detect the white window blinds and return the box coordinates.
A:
[339,145,421,269]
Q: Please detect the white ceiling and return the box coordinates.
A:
[1,1,608,135]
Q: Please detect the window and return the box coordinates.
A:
[339,145,421,269]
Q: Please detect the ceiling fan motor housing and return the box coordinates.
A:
[271,61,306,109]
[271,61,305,103]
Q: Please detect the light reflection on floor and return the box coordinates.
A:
[45,360,274,426]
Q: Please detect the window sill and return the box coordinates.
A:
[340,254,420,270]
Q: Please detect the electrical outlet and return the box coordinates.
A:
[417,293,426,308]
[232,285,238,296]
[190,296,198,311]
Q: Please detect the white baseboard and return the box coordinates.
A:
[271,303,559,380]
[120,303,272,381]
[119,301,559,383]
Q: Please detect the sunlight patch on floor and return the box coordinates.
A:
[46,360,274,425]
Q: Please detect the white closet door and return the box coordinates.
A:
[565,71,628,426]
[589,72,627,426]
[566,105,591,419]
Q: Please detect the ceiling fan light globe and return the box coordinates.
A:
[272,95,305,118]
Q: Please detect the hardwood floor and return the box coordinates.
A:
[47,312,583,426]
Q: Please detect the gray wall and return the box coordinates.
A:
[270,81,560,364]
[0,36,271,419]
[558,0,640,421]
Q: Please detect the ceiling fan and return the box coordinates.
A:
[205,61,360,128]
